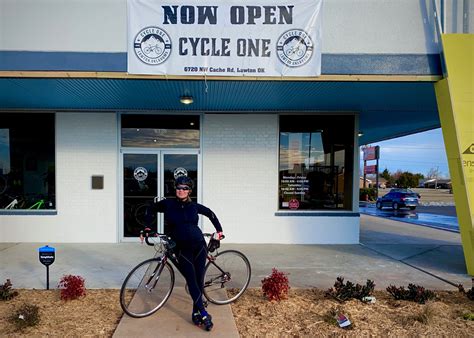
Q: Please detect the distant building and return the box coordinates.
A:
[423,179,452,189]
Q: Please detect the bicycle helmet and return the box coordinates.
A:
[175,176,194,189]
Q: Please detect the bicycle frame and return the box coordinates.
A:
[144,256,168,292]
[121,232,250,318]
[4,198,19,209]
[154,236,228,290]
[28,199,45,209]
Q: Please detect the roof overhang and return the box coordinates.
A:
[0,72,442,144]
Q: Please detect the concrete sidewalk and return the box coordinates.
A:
[113,287,239,337]
[1,214,472,336]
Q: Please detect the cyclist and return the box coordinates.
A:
[143,176,224,331]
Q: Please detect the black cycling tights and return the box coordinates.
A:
[176,240,208,313]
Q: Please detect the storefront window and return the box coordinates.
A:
[279,115,354,211]
[121,115,200,148]
[0,113,55,210]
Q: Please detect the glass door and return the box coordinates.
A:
[160,153,198,234]
[122,151,199,238]
[123,153,158,238]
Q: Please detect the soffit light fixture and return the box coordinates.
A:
[180,96,193,105]
[358,131,364,137]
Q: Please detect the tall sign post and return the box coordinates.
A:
[362,146,380,198]
[38,245,55,290]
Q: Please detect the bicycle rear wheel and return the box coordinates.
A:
[203,250,251,305]
[120,258,175,318]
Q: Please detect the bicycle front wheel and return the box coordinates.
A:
[203,250,251,305]
[120,258,175,318]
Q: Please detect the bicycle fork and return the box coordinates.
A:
[144,257,167,292]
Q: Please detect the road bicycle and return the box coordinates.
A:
[120,232,251,318]
[2,195,50,210]
[28,199,46,209]
[3,197,26,209]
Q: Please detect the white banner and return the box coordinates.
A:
[127,0,322,77]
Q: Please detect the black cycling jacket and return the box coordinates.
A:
[150,198,222,243]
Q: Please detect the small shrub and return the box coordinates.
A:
[9,303,40,330]
[326,276,375,302]
[58,274,86,300]
[261,268,290,301]
[467,288,474,301]
[458,284,474,301]
[0,279,19,301]
[413,303,436,324]
[359,188,377,201]
[322,306,339,325]
[386,283,435,304]
[462,313,474,321]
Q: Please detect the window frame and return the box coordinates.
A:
[276,113,356,213]
[0,112,57,215]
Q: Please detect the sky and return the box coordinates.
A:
[360,128,450,179]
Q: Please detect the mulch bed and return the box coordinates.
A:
[231,288,474,337]
[0,288,473,336]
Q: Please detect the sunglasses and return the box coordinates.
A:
[176,186,190,191]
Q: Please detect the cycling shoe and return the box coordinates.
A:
[192,312,202,326]
[201,314,213,331]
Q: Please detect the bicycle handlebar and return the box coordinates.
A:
[203,232,226,240]
[143,231,225,246]
[142,231,167,246]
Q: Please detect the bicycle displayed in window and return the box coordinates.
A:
[1,195,51,210]
[120,232,251,318]
[3,195,27,209]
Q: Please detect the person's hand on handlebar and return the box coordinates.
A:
[214,231,225,241]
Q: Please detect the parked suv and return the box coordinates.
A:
[376,189,419,210]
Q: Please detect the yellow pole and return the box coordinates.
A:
[434,34,474,275]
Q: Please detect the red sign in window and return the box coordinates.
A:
[288,199,300,210]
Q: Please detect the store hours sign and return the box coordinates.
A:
[127,0,322,76]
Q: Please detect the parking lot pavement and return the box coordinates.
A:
[359,203,459,232]
[415,205,457,217]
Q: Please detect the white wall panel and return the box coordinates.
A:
[0,0,126,52]
[0,0,439,54]
[201,114,359,244]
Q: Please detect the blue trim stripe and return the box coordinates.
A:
[0,51,126,72]
[322,53,442,75]
[0,51,441,75]
[0,210,57,216]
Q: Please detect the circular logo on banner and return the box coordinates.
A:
[288,199,300,210]
[133,167,148,181]
[133,27,172,65]
[173,167,188,179]
[276,29,314,68]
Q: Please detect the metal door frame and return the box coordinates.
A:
[119,148,201,242]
